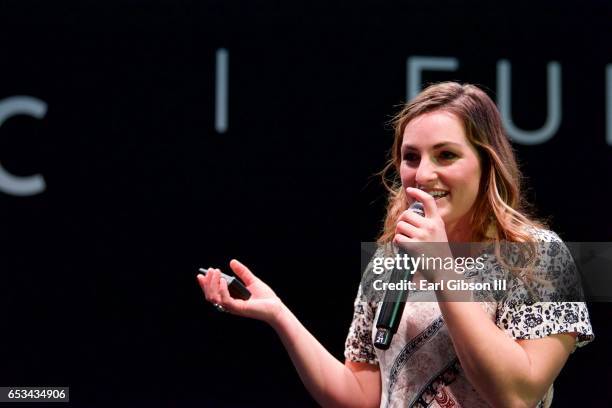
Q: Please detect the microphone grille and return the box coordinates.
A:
[409,201,425,217]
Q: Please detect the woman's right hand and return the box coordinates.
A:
[197,259,284,325]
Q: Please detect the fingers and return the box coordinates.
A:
[197,268,222,303]
[229,259,256,286]
[406,187,439,218]
[397,187,447,244]
[398,208,426,227]
[196,268,212,299]
[208,269,218,303]
[218,278,245,315]
[396,220,419,239]
[196,267,244,315]
[393,220,423,251]
[393,231,414,248]
[196,261,256,315]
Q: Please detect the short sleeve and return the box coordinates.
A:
[344,284,379,365]
[495,230,595,348]
[497,301,594,347]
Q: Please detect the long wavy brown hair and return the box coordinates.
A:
[377,82,545,248]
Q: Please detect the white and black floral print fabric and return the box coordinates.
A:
[495,229,594,347]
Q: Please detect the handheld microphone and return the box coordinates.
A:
[373,201,424,350]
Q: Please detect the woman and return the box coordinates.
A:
[197,82,593,407]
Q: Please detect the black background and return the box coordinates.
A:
[0,1,610,406]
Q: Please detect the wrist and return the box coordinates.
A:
[267,299,290,330]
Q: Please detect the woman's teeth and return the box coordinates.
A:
[429,191,449,199]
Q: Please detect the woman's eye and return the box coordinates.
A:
[403,152,419,162]
[439,151,458,161]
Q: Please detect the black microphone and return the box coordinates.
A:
[373,201,424,350]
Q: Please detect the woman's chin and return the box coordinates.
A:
[433,196,448,211]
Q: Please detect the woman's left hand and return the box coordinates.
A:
[393,187,452,280]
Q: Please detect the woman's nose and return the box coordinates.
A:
[415,158,438,186]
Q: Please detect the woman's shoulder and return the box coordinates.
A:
[524,226,564,243]
[522,227,573,264]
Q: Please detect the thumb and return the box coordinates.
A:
[229,259,257,286]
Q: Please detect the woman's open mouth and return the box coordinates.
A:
[428,190,449,200]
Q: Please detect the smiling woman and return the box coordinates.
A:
[345,82,594,407]
[198,82,594,408]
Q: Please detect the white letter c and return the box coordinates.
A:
[0,96,47,196]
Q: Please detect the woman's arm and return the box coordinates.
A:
[198,259,381,408]
[271,304,381,408]
[436,300,574,408]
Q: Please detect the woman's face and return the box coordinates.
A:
[400,110,482,231]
